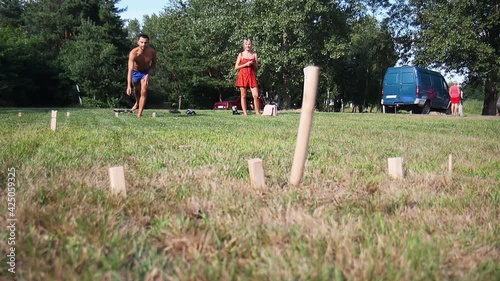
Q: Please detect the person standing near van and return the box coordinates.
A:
[235,38,261,116]
[449,81,461,116]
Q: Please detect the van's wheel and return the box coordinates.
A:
[421,101,431,114]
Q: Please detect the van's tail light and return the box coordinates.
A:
[381,88,384,98]
[416,86,420,97]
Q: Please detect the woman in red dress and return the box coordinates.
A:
[449,81,461,116]
[235,38,261,115]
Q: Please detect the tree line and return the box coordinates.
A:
[1,0,497,114]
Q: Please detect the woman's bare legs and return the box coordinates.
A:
[250,87,261,115]
[240,87,248,115]
[452,103,458,116]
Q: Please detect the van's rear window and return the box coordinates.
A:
[402,72,414,84]
[386,73,398,84]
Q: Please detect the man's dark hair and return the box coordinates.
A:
[138,34,150,40]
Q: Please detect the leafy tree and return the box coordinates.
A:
[125,18,142,45]
[0,0,24,28]
[0,27,37,106]
[0,0,65,107]
[59,19,122,107]
[250,0,395,110]
[18,0,129,106]
[139,0,397,110]
[342,18,396,110]
[388,0,499,115]
[250,0,331,108]
[1,0,398,109]
[142,5,201,107]
[141,0,246,108]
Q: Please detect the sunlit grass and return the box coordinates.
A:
[0,108,498,281]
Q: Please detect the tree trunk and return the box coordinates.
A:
[282,67,291,110]
[482,73,498,115]
[216,86,222,102]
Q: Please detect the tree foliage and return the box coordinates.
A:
[0,0,63,106]
[59,19,122,106]
[0,0,128,107]
[0,0,23,28]
[137,0,395,110]
[1,0,397,110]
[0,26,55,106]
[388,0,499,115]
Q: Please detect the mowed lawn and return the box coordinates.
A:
[0,108,498,281]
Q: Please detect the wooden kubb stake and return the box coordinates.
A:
[387,157,404,179]
[290,66,320,186]
[448,154,453,174]
[109,166,127,196]
[50,110,57,131]
[248,158,265,187]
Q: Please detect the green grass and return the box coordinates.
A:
[462,99,484,115]
[0,108,498,281]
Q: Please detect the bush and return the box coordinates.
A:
[81,97,109,108]
[463,99,483,115]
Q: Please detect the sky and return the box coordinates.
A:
[116,0,168,21]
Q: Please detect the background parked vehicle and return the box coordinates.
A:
[382,66,451,114]
[213,96,265,110]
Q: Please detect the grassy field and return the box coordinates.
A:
[0,107,498,281]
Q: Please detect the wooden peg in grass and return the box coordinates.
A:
[18,112,22,118]
[66,111,70,118]
[109,166,127,197]
[290,66,320,186]
[50,110,57,132]
[115,112,119,117]
[152,112,156,118]
[448,154,453,174]
[388,157,404,179]
[248,158,265,187]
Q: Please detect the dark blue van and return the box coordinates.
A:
[381,66,451,114]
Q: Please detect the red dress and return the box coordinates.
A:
[235,57,258,88]
[450,85,461,104]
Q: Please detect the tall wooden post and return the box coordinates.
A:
[290,66,320,186]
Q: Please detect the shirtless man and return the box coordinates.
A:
[127,34,157,117]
